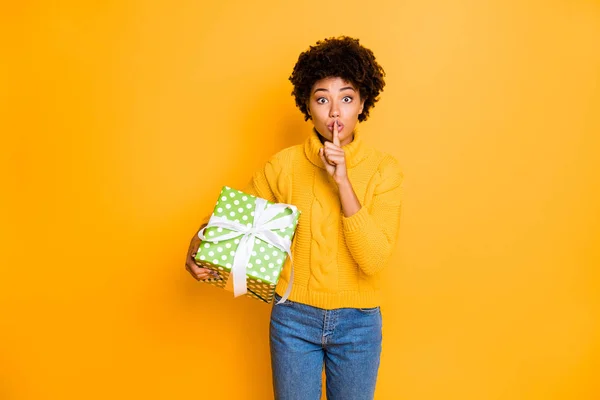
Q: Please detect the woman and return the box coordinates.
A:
[185,36,403,400]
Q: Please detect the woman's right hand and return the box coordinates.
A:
[185,225,216,281]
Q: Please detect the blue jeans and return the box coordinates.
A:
[270,294,382,400]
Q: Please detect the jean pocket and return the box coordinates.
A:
[358,306,380,314]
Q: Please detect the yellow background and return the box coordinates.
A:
[1,0,599,399]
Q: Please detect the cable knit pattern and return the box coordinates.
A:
[309,169,340,291]
[236,128,403,310]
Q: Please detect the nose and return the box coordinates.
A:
[329,102,340,118]
[329,106,340,118]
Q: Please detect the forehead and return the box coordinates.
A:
[311,77,357,92]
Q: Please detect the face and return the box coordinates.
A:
[307,77,365,146]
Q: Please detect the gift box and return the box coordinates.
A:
[195,186,300,303]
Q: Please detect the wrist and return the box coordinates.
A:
[334,175,351,186]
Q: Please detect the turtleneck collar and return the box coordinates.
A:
[304,127,371,169]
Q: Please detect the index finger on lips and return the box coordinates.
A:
[333,120,341,147]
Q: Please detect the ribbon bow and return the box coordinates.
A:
[198,197,296,304]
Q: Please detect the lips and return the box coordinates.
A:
[327,121,344,132]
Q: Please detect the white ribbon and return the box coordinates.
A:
[198,197,297,304]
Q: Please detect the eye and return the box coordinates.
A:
[316,97,328,104]
[342,96,353,103]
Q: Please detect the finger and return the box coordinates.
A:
[186,261,204,275]
[186,262,216,281]
[324,154,346,166]
[323,141,343,151]
[186,264,201,280]
[333,120,340,147]
[318,148,329,167]
[323,145,344,156]
[199,271,220,280]
[321,149,336,167]
[323,148,345,161]
[186,267,200,280]
[195,268,216,280]
[197,267,218,275]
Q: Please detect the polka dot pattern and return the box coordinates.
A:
[195,186,301,303]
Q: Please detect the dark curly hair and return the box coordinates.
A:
[289,36,386,122]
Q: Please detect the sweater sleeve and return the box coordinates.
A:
[242,151,289,203]
[342,156,404,276]
[193,151,290,237]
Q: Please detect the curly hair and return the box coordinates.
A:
[289,36,386,122]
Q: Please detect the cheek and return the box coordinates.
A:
[344,102,360,114]
[312,110,327,124]
[349,105,362,119]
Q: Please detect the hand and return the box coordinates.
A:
[318,120,348,184]
[185,225,217,281]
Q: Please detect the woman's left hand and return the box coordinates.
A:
[318,120,348,184]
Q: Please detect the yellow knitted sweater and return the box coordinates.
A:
[242,128,404,310]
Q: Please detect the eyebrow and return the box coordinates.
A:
[313,86,356,94]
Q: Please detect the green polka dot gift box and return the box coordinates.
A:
[195,186,300,304]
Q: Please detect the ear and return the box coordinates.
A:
[359,99,365,115]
